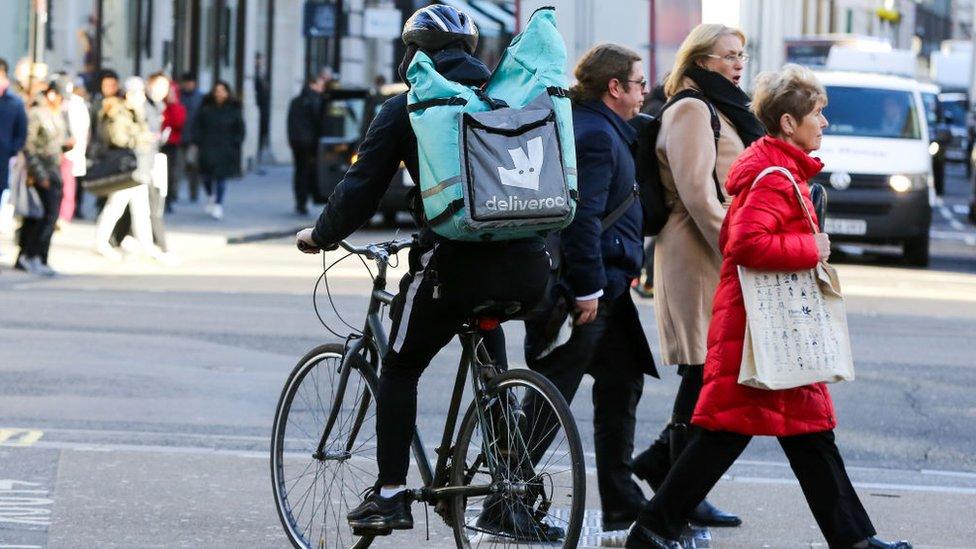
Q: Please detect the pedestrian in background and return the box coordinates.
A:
[626,64,912,549]
[523,43,658,533]
[254,53,271,163]
[162,83,186,212]
[178,72,203,202]
[17,78,71,276]
[65,77,90,220]
[93,77,156,260]
[143,71,172,252]
[0,57,28,259]
[192,80,244,220]
[287,75,324,216]
[630,24,767,529]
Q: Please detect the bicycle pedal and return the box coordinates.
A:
[353,526,392,537]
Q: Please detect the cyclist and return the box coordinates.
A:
[296,4,555,540]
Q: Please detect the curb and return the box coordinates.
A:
[225,226,307,245]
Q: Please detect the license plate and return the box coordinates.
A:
[825,218,867,235]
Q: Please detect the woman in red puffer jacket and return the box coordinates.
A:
[626,65,911,549]
[162,84,187,212]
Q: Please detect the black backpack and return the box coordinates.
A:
[630,89,723,236]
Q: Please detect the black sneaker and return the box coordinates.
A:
[475,493,565,542]
[346,489,413,535]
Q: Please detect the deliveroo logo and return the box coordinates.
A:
[498,137,544,190]
[484,135,565,213]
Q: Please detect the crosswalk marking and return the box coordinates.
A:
[0,429,43,447]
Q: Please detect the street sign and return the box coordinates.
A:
[304,1,337,38]
[362,7,402,40]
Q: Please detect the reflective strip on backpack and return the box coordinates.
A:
[420,175,462,199]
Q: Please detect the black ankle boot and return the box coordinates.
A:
[632,425,672,491]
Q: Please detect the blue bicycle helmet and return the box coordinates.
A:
[401,4,479,54]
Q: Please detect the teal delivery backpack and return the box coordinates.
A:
[407,7,577,241]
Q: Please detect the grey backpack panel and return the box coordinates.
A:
[460,93,570,228]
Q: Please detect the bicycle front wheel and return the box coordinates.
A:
[271,343,379,549]
[449,369,585,548]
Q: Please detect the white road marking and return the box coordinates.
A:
[0,480,52,527]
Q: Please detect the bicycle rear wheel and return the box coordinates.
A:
[271,343,379,549]
[449,369,585,548]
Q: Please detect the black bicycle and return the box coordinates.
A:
[271,237,585,549]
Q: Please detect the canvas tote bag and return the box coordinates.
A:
[737,166,855,390]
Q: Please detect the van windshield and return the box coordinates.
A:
[823,86,920,139]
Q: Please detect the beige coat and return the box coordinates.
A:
[654,79,745,366]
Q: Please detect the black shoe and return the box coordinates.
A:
[346,489,413,534]
[476,493,565,541]
[625,524,683,549]
[864,537,912,549]
[632,433,671,491]
[603,505,646,532]
[296,206,309,216]
[689,499,741,527]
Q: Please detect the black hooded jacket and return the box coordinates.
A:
[311,49,491,247]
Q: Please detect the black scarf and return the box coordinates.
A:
[685,65,765,146]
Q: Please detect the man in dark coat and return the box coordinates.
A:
[525,43,658,533]
[0,58,27,203]
[286,76,324,215]
[179,73,203,201]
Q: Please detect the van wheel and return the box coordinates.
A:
[903,236,930,267]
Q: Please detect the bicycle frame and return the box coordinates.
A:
[313,242,504,504]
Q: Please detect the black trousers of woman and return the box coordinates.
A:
[636,428,876,547]
[18,175,63,264]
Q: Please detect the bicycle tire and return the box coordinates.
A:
[448,368,585,549]
[271,343,379,549]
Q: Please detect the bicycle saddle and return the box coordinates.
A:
[470,300,524,330]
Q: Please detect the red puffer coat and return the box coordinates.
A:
[692,135,837,436]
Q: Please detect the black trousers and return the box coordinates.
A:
[291,147,317,210]
[526,291,647,515]
[162,144,182,204]
[637,429,876,547]
[375,239,550,486]
[18,176,63,264]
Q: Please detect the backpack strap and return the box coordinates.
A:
[546,86,570,98]
[407,96,468,113]
[662,89,724,203]
[600,183,638,232]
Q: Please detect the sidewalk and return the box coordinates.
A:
[0,165,313,275]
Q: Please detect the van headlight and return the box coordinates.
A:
[888,174,927,192]
[929,141,940,156]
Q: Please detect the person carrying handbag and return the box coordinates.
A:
[625,66,911,549]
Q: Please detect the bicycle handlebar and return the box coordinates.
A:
[338,238,413,261]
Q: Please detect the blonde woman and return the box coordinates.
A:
[625,65,911,549]
[631,23,765,529]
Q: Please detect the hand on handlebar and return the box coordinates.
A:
[296,228,337,254]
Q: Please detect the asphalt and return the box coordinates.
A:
[1,163,975,548]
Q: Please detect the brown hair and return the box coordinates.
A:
[751,64,827,135]
[569,43,641,103]
[664,24,746,98]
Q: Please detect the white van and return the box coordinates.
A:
[812,70,934,265]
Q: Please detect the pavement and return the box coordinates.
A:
[1,163,975,548]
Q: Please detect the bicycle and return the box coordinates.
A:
[271,237,585,549]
